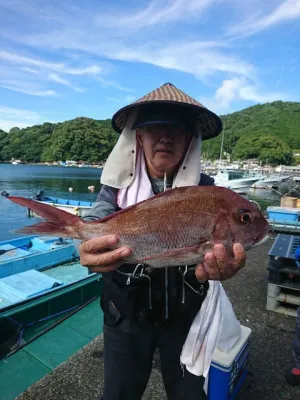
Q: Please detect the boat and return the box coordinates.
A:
[251,175,290,189]
[28,191,94,217]
[0,235,102,359]
[213,169,261,191]
[0,235,78,279]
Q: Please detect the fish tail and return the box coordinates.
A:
[8,196,83,239]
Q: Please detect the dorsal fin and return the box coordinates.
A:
[95,187,182,223]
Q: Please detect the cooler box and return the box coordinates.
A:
[208,325,251,400]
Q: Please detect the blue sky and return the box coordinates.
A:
[1,0,300,131]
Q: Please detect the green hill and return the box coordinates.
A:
[0,118,118,164]
[0,101,299,165]
[202,101,300,163]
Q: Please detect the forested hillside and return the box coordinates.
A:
[0,101,299,165]
[0,118,118,163]
[202,101,300,164]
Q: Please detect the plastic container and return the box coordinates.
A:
[267,206,300,222]
[208,325,251,400]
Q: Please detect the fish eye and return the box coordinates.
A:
[240,212,250,224]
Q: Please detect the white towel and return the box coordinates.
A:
[180,281,241,391]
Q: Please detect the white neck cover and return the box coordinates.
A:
[101,112,202,207]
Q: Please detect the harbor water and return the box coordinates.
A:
[0,164,101,241]
[0,163,280,242]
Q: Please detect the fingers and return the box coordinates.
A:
[232,243,246,269]
[195,243,246,282]
[195,264,209,282]
[81,246,131,268]
[79,235,132,273]
[80,235,118,253]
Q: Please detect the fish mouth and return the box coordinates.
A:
[253,227,275,248]
[252,234,271,248]
[267,226,276,239]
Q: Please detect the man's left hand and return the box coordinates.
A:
[195,243,246,282]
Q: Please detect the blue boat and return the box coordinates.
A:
[0,235,78,279]
[0,235,102,359]
[28,192,94,217]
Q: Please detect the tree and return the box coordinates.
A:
[232,134,295,165]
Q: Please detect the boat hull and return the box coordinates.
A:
[28,197,93,217]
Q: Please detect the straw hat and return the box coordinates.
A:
[112,82,222,140]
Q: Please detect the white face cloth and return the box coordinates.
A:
[100,110,203,208]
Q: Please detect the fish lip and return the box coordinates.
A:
[252,233,271,247]
[253,227,274,247]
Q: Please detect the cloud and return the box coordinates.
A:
[0,50,105,96]
[117,42,255,79]
[13,34,254,81]
[203,77,291,114]
[96,0,216,28]
[229,0,300,37]
[0,81,56,96]
[94,76,134,93]
[0,2,255,81]
[48,73,85,92]
[0,0,297,117]
[0,106,45,131]
[0,50,102,76]
[21,67,40,74]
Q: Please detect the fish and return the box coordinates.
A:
[7,186,271,268]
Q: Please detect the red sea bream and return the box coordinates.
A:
[8,186,271,268]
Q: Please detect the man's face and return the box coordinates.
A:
[136,124,192,178]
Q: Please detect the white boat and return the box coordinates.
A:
[251,175,290,189]
[213,169,261,191]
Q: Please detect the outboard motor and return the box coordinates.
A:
[35,190,45,201]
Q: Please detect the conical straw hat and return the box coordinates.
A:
[112,82,222,139]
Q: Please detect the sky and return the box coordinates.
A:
[1,0,300,132]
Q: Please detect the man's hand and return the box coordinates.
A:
[195,243,246,282]
[79,235,132,273]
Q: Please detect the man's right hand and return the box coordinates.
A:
[79,235,132,273]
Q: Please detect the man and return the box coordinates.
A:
[79,83,246,400]
[285,244,300,385]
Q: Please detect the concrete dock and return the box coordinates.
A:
[16,239,300,400]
